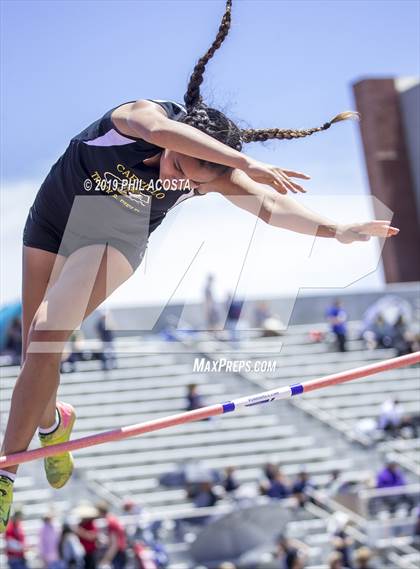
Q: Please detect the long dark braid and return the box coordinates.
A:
[181,0,242,157]
[182,0,360,163]
[240,111,360,143]
[184,0,232,111]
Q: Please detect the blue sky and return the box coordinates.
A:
[1,0,419,308]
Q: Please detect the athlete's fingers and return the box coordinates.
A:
[277,172,296,193]
[272,178,298,193]
[278,170,307,193]
[288,180,307,193]
[272,169,288,188]
[271,180,288,194]
[358,222,400,237]
[272,180,289,194]
[270,173,289,192]
[281,170,311,180]
[277,174,307,194]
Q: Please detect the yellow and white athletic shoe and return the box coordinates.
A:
[39,401,76,489]
[0,475,14,532]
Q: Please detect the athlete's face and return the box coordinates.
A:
[159,150,222,191]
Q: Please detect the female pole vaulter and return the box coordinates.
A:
[0,0,398,526]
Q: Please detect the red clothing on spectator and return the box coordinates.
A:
[78,519,98,554]
[106,515,126,552]
[6,520,26,559]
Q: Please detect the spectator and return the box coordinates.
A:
[59,524,85,569]
[39,512,61,569]
[186,384,205,412]
[364,314,393,350]
[253,301,271,328]
[96,312,117,371]
[224,292,243,343]
[391,315,413,356]
[259,463,278,495]
[122,499,144,542]
[61,330,89,373]
[375,459,413,514]
[329,512,353,569]
[377,398,416,438]
[292,471,315,506]
[376,460,406,489]
[6,508,28,569]
[325,300,348,352]
[96,502,127,569]
[267,469,290,500]
[204,274,219,331]
[122,499,167,566]
[328,551,348,569]
[223,466,240,493]
[174,479,221,537]
[4,316,22,365]
[353,547,378,569]
[275,534,307,569]
[324,471,358,497]
[325,470,340,491]
[264,462,279,482]
[192,481,219,508]
[378,398,403,436]
[74,504,99,569]
[253,302,284,337]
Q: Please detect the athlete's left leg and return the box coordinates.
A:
[21,246,68,429]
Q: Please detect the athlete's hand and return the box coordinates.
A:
[242,158,310,194]
[335,220,399,244]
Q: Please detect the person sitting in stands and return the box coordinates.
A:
[223,466,240,493]
[365,314,393,350]
[266,468,291,500]
[275,534,308,569]
[6,508,28,569]
[378,398,417,439]
[353,547,378,569]
[328,551,350,569]
[375,459,413,514]
[391,315,414,356]
[186,383,205,411]
[291,470,315,506]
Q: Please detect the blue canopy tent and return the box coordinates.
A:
[0,300,22,351]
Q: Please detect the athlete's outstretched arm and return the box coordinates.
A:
[112,100,310,194]
[200,168,399,244]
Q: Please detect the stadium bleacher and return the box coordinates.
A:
[1,319,419,568]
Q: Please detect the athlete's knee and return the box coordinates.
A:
[31,291,82,332]
[26,311,72,357]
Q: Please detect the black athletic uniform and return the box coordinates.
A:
[23,99,203,270]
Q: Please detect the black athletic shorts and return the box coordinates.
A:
[23,193,149,272]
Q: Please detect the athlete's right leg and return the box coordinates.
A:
[0,244,134,477]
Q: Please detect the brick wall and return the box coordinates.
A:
[353,78,420,283]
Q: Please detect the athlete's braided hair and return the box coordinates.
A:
[182,0,360,166]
